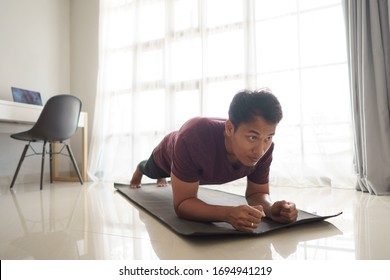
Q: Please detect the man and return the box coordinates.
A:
[130,89,298,233]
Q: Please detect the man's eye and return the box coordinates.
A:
[248,136,257,141]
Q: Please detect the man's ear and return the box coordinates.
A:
[225,119,235,136]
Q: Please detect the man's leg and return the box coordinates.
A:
[130,163,143,188]
[130,155,169,188]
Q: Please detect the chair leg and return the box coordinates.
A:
[10,144,30,189]
[40,141,47,190]
[49,143,53,184]
[65,143,83,185]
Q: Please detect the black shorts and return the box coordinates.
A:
[138,152,170,179]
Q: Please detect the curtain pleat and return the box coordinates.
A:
[342,0,390,194]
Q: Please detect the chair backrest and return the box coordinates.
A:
[30,94,82,142]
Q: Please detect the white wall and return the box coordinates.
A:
[69,0,99,167]
[0,0,99,185]
[0,0,70,101]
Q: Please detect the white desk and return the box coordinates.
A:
[0,99,88,182]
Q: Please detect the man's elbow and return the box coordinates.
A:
[173,203,184,218]
[173,201,192,219]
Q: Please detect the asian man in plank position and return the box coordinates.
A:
[130,88,298,233]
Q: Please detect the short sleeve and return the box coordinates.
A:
[171,135,201,183]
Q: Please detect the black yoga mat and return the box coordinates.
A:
[114,183,342,236]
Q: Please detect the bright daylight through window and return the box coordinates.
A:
[90,0,354,189]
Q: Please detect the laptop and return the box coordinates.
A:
[11,87,43,106]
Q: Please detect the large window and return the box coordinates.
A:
[90,0,354,188]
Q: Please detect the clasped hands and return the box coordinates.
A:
[228,200,298,233]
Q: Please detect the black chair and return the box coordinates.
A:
[10,94,84,190]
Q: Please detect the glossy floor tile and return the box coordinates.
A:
[1,181,390,260]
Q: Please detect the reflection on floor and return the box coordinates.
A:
[0,181,389,260]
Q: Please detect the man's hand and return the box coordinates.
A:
[244,180,298,224]
[226,205,266,233]
[269,200,298,223]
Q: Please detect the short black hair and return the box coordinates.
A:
[228,88,283,128]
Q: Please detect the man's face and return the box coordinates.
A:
[225,116,277,167]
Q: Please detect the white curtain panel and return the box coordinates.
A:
[89,0,356,188]
[342,0,390,195]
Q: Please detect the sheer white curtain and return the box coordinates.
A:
[89,0,356,188]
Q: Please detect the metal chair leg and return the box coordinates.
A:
[49,143,53,184]
[40,142,47,190]
[10,144,30,189]
[65,143,83,185]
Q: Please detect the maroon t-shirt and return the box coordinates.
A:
[152,117,273,185]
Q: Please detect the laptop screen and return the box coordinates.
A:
[11,87,43,106]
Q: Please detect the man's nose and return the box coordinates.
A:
[253,142,265,156]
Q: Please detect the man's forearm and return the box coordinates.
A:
[245,192,273,217]
[175,197,233,223]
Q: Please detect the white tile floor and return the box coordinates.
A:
[1,180,390,260]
